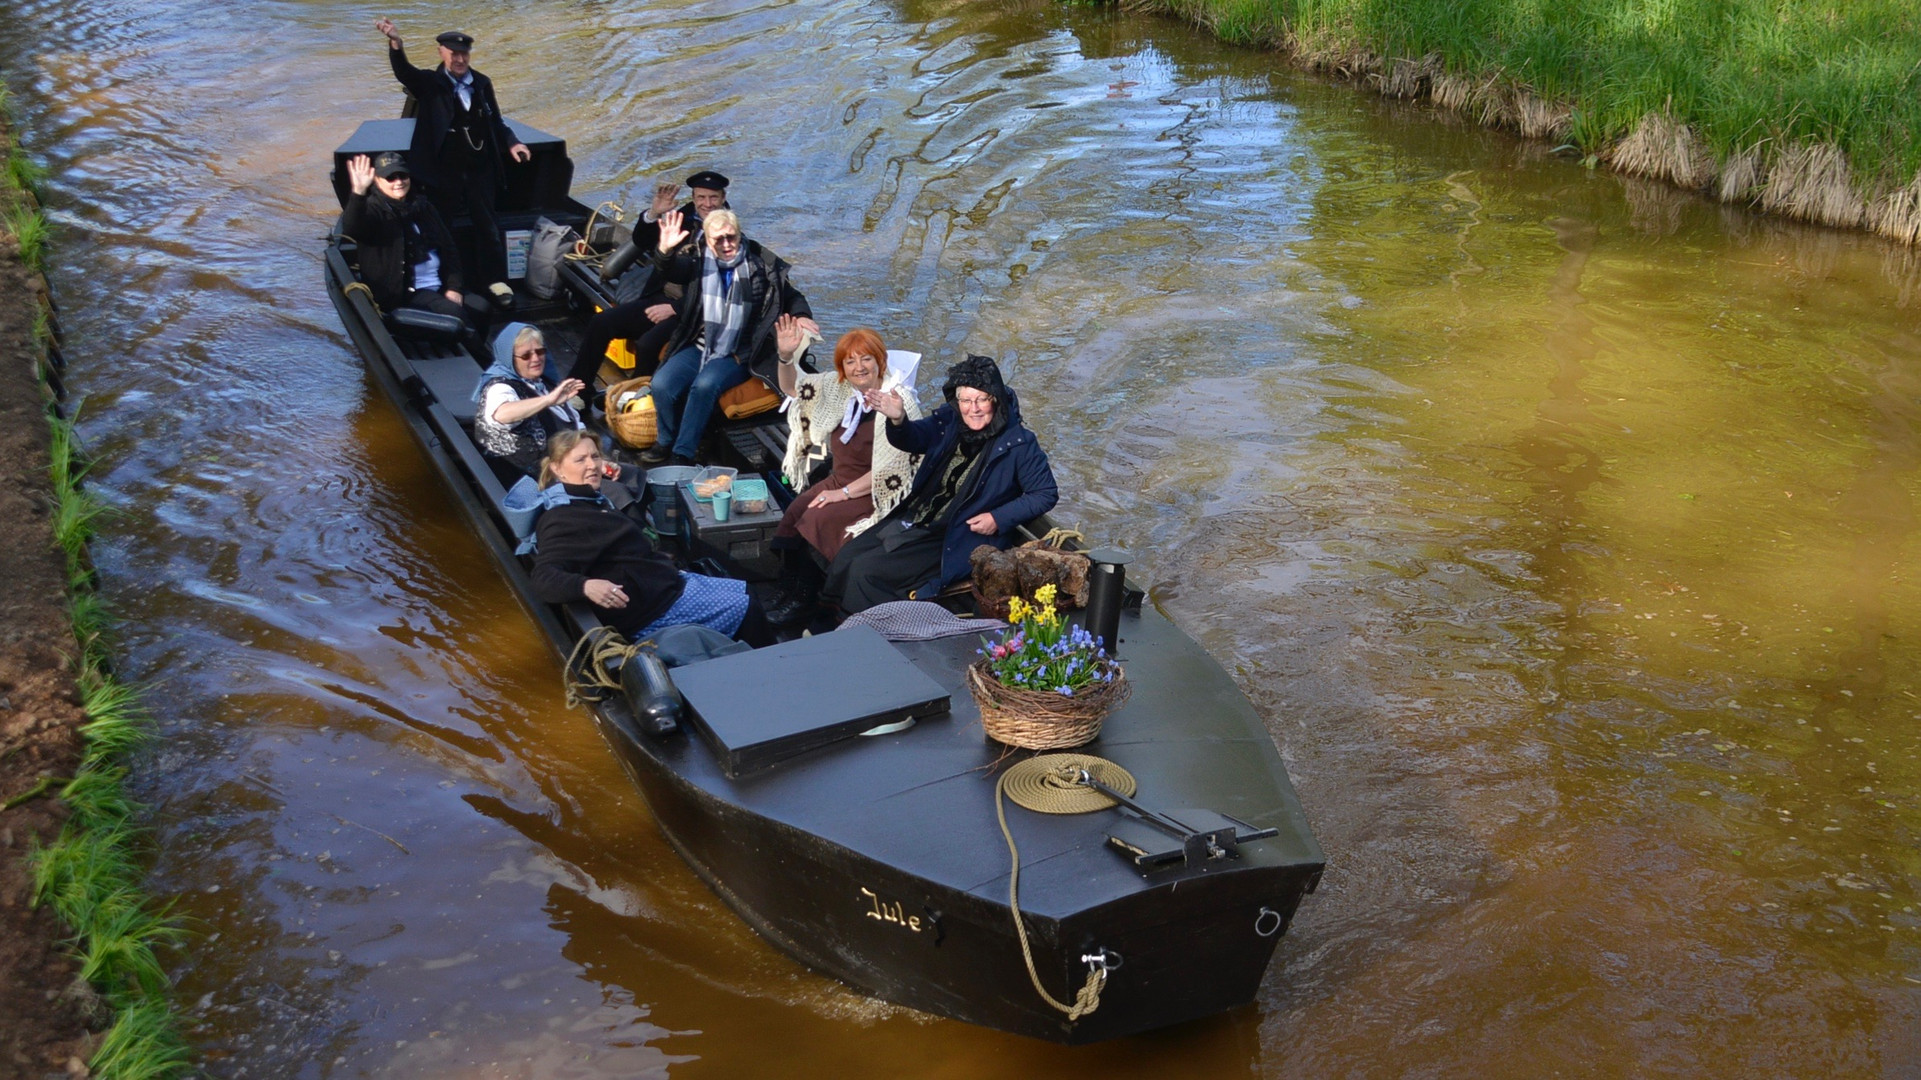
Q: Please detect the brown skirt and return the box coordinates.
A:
[776,414,877,562]
[778,480,874,562]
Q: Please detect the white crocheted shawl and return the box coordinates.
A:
[781,351,923,541]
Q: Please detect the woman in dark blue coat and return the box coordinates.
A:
[821,355,1057,614]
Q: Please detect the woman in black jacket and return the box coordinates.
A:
[823,355,1058,614]
[340,152,470,325]
[529,431,772,646]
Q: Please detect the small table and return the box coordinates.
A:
[679,482,784,570]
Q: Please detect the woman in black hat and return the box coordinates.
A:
[820,354,1058,615]
[341,151,471,326]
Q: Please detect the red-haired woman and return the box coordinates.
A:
[765,316,923,623]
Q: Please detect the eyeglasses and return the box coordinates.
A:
[515,348,548,359]
[710,233,742,248]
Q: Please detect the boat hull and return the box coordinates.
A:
[322,161,1324,1041]
[593,704,1318,1043]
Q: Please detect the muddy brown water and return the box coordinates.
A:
[4,0,1920,1074]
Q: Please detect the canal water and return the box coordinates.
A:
[4,0,1918,1074]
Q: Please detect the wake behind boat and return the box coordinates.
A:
[323,113,1323,1043]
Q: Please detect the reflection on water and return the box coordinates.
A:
[2,0,1918,1074]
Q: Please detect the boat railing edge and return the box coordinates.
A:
[325,242,426,395]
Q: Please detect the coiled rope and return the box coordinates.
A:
[1028,526,1085,550]
[340,280,380,315]
[995,753,1137,1021]
[563,200,628,269]
[562,625,646,708]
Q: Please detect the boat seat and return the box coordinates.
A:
[724,423,785,470]
[406,350,485,426]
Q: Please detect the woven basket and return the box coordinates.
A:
[605,375,656,450]
[967,659,1131,750]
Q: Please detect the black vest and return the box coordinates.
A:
[486,377,573,476]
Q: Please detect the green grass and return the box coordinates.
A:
[8,147,45,200]
[6,201,47,271]
[1141,0,1921,186]
[77,673,151,762]
[29,411,191,1078]
[70,589,112,654]
[11,149,193,1071]
[50,474,105,581]
[46,407,109,584]
[90,998,194,1080]
[62,763,135,829]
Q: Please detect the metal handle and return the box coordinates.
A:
[1254,907,1284,938]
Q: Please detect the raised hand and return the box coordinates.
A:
[650,181,680,217]
[347,153,375,195]
[775,313,804,361]
[553,377,586,403]
[657,209,688,253]
[375,18,401,46]
[863,387,906,421]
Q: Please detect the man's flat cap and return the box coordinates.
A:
[685,170,730,191]
[435,31,475,50]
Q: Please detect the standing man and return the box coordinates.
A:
[374,18,531,308]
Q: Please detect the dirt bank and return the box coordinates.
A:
[0,127,105,1076]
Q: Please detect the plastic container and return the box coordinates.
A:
[689,465,740,502]
[730,477,771,515]
[645,464,700,534]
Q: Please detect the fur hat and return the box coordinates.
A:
[941,354,1006,406]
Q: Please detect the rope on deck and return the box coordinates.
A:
[563,625,642,708]
[995,754,1137,1022]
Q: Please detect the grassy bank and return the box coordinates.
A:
[1127,0,1921,241]
[33,407,193,1080]
[2,89,192,1078]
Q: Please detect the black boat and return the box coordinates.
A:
[323,117,1323,1043]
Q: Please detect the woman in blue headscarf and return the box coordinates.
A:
[473,322,586,477]
[530,430,774,647]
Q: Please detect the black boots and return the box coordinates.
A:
[765,548,823,627]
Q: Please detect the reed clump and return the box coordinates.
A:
[1118,0,1921,242]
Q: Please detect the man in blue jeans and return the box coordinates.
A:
[640,207,817,464]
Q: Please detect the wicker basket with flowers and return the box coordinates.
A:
[969,584,1130,750]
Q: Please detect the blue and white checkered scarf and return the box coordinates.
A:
[698,247,751,363]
